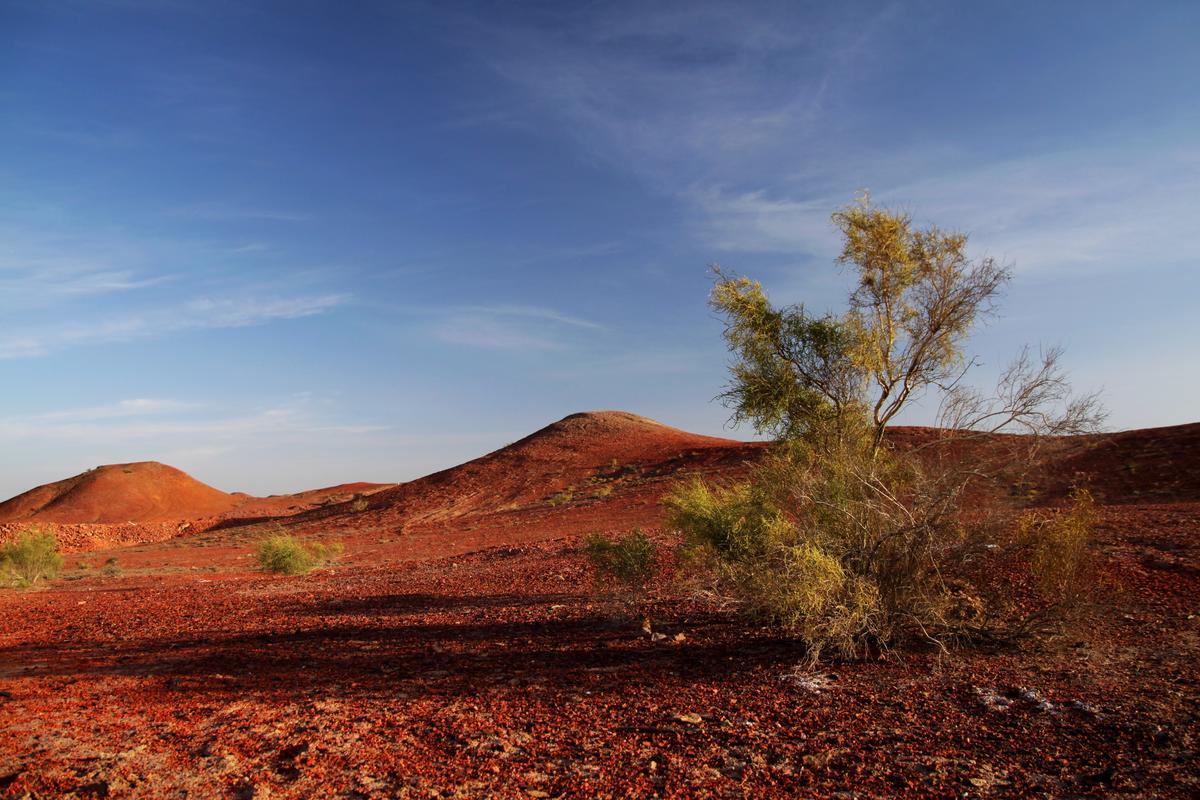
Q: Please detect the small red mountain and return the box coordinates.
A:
[292,410,765,535]
[0,461,238,524]
[0,463,396,526]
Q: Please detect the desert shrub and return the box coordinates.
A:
[1018,489,1097,606]
[100,557,122,577]
[350,496,369,513]
[548,487,575,506]
[308,541,344,563]
[669,441,920,660]
[583,529,658,603]
[668,195,1104,660]
[256,534,342,575]
[0,528,63,588]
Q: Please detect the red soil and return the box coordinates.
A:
[0,412,1197,798]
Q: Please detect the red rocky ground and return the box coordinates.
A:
[0,413,1197,798]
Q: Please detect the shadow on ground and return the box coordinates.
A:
[0,591,805,699]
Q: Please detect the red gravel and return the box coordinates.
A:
[0,414,1197,798]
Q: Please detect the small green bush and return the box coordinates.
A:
[0,528,63,588]
[255,534,342,575]
[100,557,122,578]
[583,529,658,602]
[666,472,887,660]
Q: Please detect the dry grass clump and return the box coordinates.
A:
[0,528,63,588]
[1018,489,1098,606]
[583,529,658,608]
[256,533,343,575]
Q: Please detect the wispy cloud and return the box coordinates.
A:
[29,398,198,424]
[687,142,1200,279]
[684,186,841,255]
[165,202,313,223]
[456,304,603,330]
[21,122,141,150]
[469,2,1198,288]
[0,395,385,443]
[469,2,893,188]
[430,304,603,352]
[0,266,174,299]
[0,293,348,359]
[0,228,180,306]
[433,316,567,352]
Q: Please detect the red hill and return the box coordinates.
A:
[0,462,238,524]
[289,411,765,539]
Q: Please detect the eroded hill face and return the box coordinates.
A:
[285,411,767,544]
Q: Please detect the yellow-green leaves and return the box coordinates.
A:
[713,197,1009,452]
[830,197,1010,446]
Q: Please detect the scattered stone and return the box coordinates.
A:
[1017,687,1057,715]
[974,686,1014,713]
[781,668,833,694]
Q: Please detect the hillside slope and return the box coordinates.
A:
[0,462,238,524]
[289,411,765,539]
[285,415,1200,550]
[0,463,394,541]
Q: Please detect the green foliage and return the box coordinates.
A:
[665,478,788,562]
[711,273,864,442]
[583,529,658,597]
[255,534,343,575]
[673,195,1102,660]
[833,196,1011,450]
[715,193,1010,452]
[100,557,122,578]
[668,443,916,660]
[0,528,63,588]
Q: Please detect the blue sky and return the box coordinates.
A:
[1,1,1197,498]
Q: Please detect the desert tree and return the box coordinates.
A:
[669,194,1105,659]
